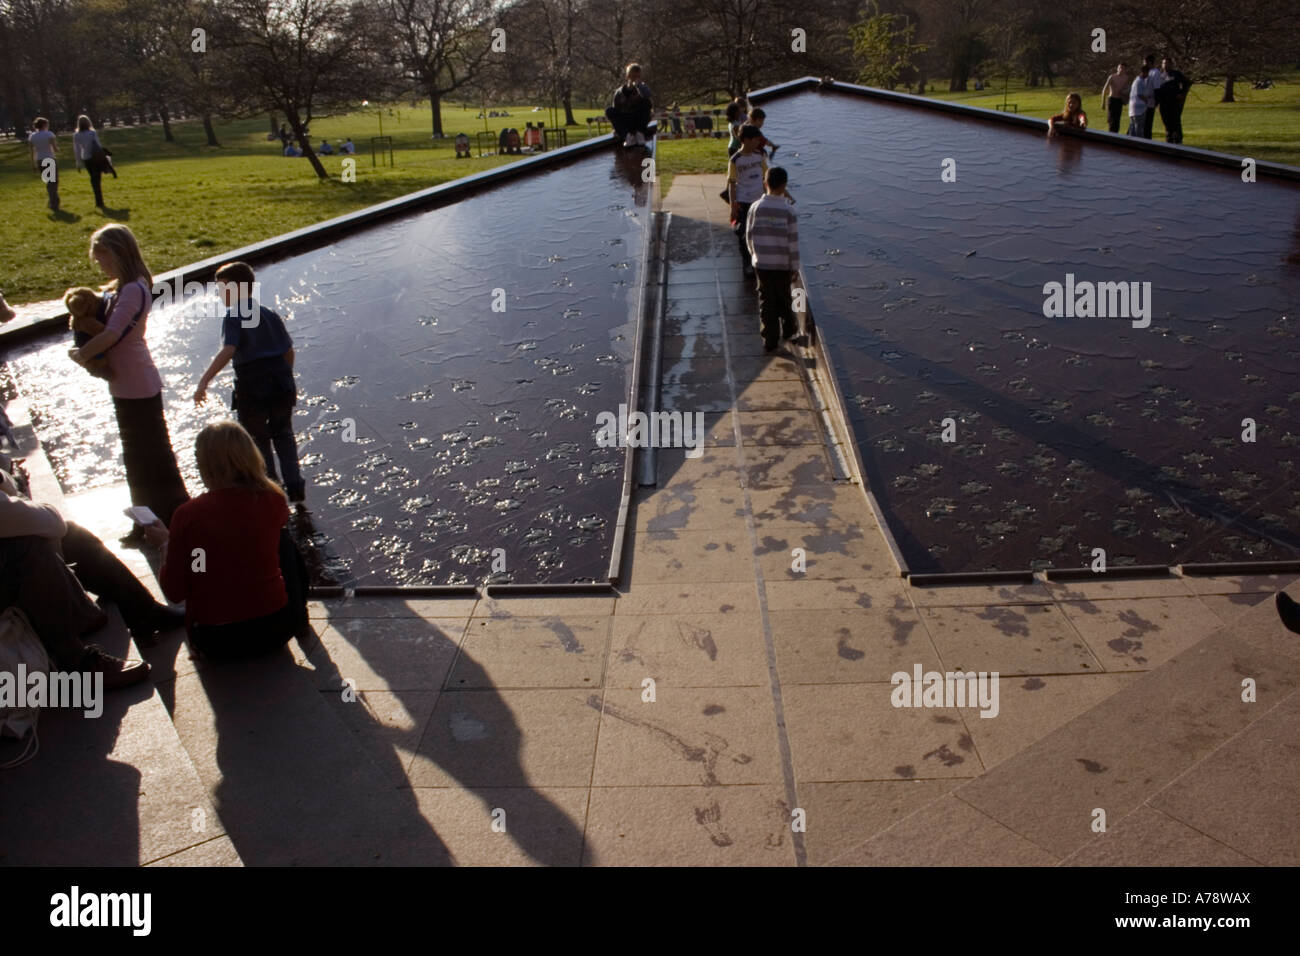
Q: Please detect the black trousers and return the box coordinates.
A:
[733,201,754,267]
[62,521,159,632]
[87,165,104,206]
[41,160,59,210]
[188,529,308,660]
[113,392,189,526]
[606,103,651,139]
[0,535,104,668]
[1160,98,1184,143]
[1106,96,1125,133]
[234,359,303,496]
[1143,107,1156,139]
[756,269,797,348]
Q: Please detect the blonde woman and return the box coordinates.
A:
[1047,92,1088,137]
[73,114,110,208]
[149,421,307,659]
[69,224,189,542]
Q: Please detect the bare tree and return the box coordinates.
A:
[388,0,496,138]
[226,0,380,179]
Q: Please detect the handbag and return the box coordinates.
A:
[0,606,51,769]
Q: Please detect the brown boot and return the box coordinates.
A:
[80,645,151,691]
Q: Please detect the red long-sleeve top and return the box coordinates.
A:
[161,486,289,627]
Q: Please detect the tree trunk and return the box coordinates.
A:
[159,104,173,141]
[563,90,576,126]
[269,112,278,135]
[287,111,328,179]
[202,113,219,146]
[430,86,443,137]
[1222,74,1236,102]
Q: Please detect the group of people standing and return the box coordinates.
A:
[27,114,117,212]
[720,97,801,353]
[1,222,311,697]
[1101,55,1190,142]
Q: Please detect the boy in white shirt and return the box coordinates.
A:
[28,117,59,211]
[727,125,768,277]
[1127,66,1154,138]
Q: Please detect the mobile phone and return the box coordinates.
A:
[124,505,159,525]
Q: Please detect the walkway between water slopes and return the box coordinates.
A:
[3,175,1299,867]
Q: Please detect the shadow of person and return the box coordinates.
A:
[307,599,589,866]
[98,206,130,220]
[185,632,454,866]
[49,209,80,223]
[0,616,147,865]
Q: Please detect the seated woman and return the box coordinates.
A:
[149,421,307,660]
[1047,93,1088,137]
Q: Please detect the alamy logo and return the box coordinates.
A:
[49,886,151,936]
[0,667,103,718]
[891,665,1000,718]
[594,404,705,458]
[1042,273,1151,328]
[150,277,262,325]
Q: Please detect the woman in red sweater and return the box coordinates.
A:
[148,421,307,659]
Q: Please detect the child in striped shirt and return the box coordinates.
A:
[745,166,800,352]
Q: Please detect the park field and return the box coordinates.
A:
[4,75,1298,305]
[0,101,614,305]
[929,72,1300,164]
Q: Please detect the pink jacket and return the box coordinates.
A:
[103,278,162,399]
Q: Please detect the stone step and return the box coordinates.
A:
[0,607,240,866]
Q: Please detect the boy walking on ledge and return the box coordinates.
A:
[745,166,800,352]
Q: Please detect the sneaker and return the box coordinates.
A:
[80,645,151,691]
[623,133,636,147]
[287,483,306,504]
[129,604,186,644]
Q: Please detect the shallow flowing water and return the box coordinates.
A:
[771,89,1300,572]
[2,150,652,585]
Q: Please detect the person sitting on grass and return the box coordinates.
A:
[606,62,654,148]
[1047,92,1088,137]
[319,139,334,155]
[340,138,355,154]
[193,261,306,503]
[148,421,308,661]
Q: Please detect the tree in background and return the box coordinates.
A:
[226,0,383,179]
[388,0,496,138]
[850,0,926,90]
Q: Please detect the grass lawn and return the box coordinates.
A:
[6,77,1296,306]
[929,72,1300,165]
[0,101,614,305]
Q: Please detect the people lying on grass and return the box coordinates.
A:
[194,261,305,503]
[0,464,184,688]
[150,421,308,661]
[1047,93,1088,136]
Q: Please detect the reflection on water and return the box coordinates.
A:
[2,152,650,585]
[776,90,1300,572]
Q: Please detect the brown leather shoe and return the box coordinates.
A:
[81,645,151,691]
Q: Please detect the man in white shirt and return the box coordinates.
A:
[1143,55,1165,138]
[27,116,59,211]
[1128,66,1154,138]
